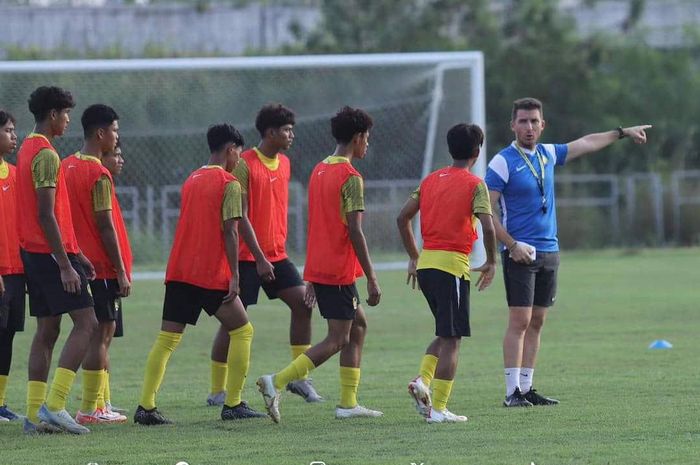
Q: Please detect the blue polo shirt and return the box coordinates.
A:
[484,142,568,252]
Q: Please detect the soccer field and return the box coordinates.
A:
[3,248,698,465]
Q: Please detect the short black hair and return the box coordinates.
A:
[512,97,543,121]
[81,104,119,138]
[207,123,244,153]
[0,109,16,127]
[27,86,75,122]
[255,103,295,138]
[446,123,484,160]
[330,106,373,144]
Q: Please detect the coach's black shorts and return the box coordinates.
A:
[162,281,226,326]
[501,250,559,308]
[313,283,359,321]
[239,259,304,307]
[1,274,26,332]
[89,279,124,336]
[21,250,94,318]
[417,268,471,337]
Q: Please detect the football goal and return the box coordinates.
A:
[0,52,486,272]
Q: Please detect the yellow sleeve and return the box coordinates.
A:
[91,175,113,212]
[232,158,249,194]
[31,149,60,188]
[410,186,420,202]
[472,181,492,215]
[341,175,365,213]
[222,180,243,222]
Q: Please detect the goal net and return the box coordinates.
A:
[0,52,486,272]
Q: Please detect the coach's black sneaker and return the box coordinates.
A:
[221,401,267,420]
[503,387,533,407]
[286,379,324,403]
[133,405,173,425]
[523,388,559,406]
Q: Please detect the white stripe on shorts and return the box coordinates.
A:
[455,276,461,307]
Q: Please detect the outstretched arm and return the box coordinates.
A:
[566,125,652,161]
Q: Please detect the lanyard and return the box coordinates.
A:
[514,144,548,213]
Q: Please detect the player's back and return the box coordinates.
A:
[419,166,482,254]
[303,159,362,285]
[166,166,236,291]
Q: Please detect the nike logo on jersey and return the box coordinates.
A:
[1,185,9,191]
[439,173,450,177]
[192,174,203,178]
[269,177,277,182]
[516,165,527,172]
[317,170,325,176]
[68,165,77,169]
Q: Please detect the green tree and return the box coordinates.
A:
[291,0,700,173]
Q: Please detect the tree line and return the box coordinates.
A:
[284,0,700,174]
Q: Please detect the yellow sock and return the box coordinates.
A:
[432,378,454,411]
[26,381,47,423]
[97,370,108,410]
[210,361,228,395]
[45,367,76,412]
[339,366,361,409]
[0,375,7,406]
[420,354,438,386]
[273,354,315,391]
[223,322,253,407]
[290,345,311,380]
[80,369,103,413]
[139,331,182,410]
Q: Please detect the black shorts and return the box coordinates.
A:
[417,268,471,337]
[21,250,94,318]
[1,274,26,332]
[162,281,226,326]
[89,279,123,334]
[313,283,359,321]
[239,259,304,307]
[502,250,559,308]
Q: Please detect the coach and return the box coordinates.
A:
[485,97,651,407]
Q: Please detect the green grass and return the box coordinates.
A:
[3,248,699,465]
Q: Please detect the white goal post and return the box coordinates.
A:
[0,51,486,275]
